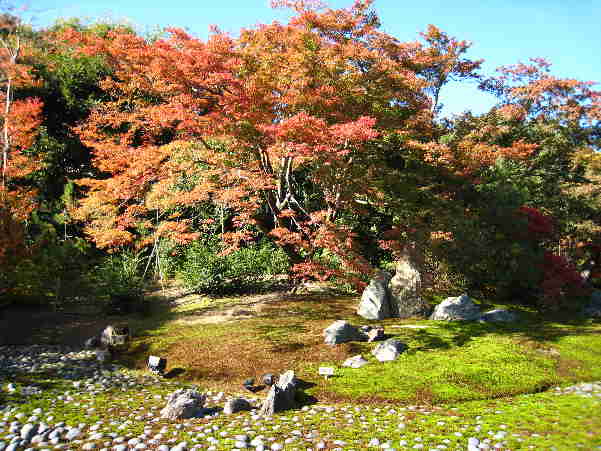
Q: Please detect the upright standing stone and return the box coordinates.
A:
[357,271,392,320]
[388,248,431,318]
[260,370,297,416]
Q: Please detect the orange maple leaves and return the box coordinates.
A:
[60,1,600,286]
[0,16,44,266]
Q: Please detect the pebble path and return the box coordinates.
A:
[1,345,600,451]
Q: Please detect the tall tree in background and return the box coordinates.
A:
[67,0,441,285]
[62,0,599,301]
[0,10,43,274]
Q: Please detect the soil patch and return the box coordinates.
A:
[0,306,124,346]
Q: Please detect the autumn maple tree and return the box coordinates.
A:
[59,0,600,301]
[0,12,43,272]
[67,0,471,285]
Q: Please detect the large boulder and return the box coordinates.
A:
[357,271,392,320]
[260,370,297,416]
[388,250,431,318]
[430,294,481,321]
[160,389,206,420]
[372,338,407,362]
[323,320,366,345]
[583,290,601,318]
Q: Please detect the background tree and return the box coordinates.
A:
[0,11,44,296]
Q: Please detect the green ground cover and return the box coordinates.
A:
[1,293,600,450]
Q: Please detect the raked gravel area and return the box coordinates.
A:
[1,345,600,451]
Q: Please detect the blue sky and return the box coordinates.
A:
[26,0,601,117]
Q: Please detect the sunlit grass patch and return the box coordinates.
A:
[311,335,558,403]
[553,331,601,380]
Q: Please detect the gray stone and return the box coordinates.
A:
[361,325,385,342]
[357,271,392,320]
[342,355,369,368]
[65,428,81,441]
[430,294,481,321]
[323,321,366,346]
[259,370,297,416]
[480,309,519,322]
[223,398,252,415]
[30,434,44,443]
[372,338,407,362]
[388,250,431,318]
[100,325,129,350]
[160,389,206,420]
[20,423,37,441]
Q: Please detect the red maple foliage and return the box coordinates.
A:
[540,251,587,309]
[66,1,456,285]
[0,15,43,267]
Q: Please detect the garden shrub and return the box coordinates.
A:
[89,251,149,314]
[178,238,290,294]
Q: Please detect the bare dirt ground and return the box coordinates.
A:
[0,306,119,346]
[0,282,329,345]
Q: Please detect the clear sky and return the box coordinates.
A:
[24,0,601,117]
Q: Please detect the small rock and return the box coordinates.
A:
[20,424,37,441]
[365,326,385,342]
[480,309,519,322]
[323,321,366,346]
[342,355,369,369]
[372,338,407,362]
[65,428,81,441]
[160,389,206,420]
